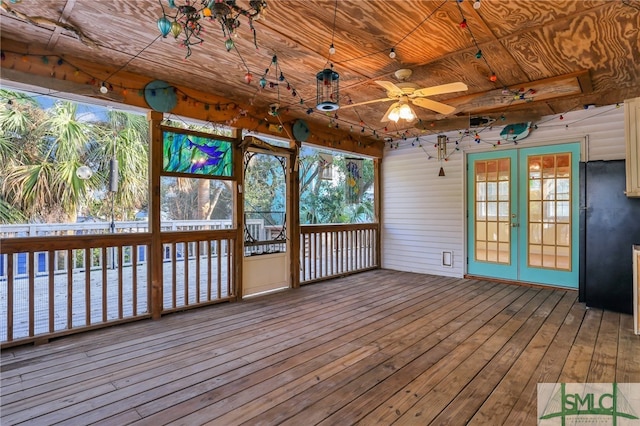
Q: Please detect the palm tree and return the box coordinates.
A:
[0,91,94,223]
[93,111,149,221]
[0,90,149,225]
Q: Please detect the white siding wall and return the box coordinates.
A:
[381,104,626,277]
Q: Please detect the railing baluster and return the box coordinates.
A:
[195,241,201,304]
[66,249,73,329]
[132,244,138,316]
[146,244,152,313]
[183,242,189,306]
[118,246,124,319]
[207,240,212,301]
[311,232,316,280]
[216,240,221,298]
[101,247,107,323]
[7,254,14,341]
[48,251,54,333]
[322,231,327,277]
[85,248,91,326]
[170,243,176,309]
[28,252,35,337]
[227,239,232,296]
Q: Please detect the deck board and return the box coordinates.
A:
[1,270,638,426]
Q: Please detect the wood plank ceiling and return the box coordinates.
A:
[1,0,639,151]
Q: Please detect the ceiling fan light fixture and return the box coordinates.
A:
[398,103,416,121]
[388,107,401,122]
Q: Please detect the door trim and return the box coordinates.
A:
[465,141,582,289]
[240,141,296,298]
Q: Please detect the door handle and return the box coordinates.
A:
[511,223,519,227]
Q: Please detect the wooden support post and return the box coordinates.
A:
[148,111,163,319]
[290,141,301,288]
[233,129,244,300]
[374,158,382,268]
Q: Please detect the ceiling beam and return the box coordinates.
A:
[46,0,77,50]
[444,70,591,115]
[416,110,542,134]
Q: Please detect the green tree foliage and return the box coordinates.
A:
[0,90,149,224]
[298,147,374,224]
[244,152,286,227]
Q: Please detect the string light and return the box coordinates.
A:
[473,0,481,9]
[389,48,396,59]
[329,44,336,55]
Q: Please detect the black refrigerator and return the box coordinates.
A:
[583,160,640,314]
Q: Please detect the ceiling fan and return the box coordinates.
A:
[343,69,468,122]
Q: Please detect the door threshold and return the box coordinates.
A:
[464,274,578,291]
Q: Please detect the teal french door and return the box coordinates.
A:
[467,143,580,288]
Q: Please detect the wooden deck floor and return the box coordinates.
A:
[1,270,639,425]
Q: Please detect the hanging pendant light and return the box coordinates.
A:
[157,16,172,37]
[225,38,235,51]
[316,65,340,111]
[170,20,182,38]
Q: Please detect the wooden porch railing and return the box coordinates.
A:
[0,222,377,347]
[300,223,379,283]
[0,229,237,347]
[159,230,236,314]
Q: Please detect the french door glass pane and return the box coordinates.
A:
[475,158,510,264]
[527,153,572,271]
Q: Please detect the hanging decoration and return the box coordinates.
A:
[500,122,532,142]
[254,54,305,117]
[156,0,268,58]
[437,134,447,176]
[436,135,447,160]
[345,158,363,204]
[144,80,178,112]
[319,153,333,180]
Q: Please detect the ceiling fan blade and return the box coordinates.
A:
[381,102,400,122]
[412,82,468,97]
[375,80,404,97]
[341,97,395,108]
[412,97,457,115]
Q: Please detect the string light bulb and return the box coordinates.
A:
[329,43,336,55]
[389,48,396,59]
[473,0,481,9]
[99,83,108,94]
[459,19,467,29]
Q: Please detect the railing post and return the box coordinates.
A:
[148,111,163,319]
[374,158,382,268]
[233,129,244,299]
[290,139,301,288]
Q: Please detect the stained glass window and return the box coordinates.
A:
[162,130,232,177]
